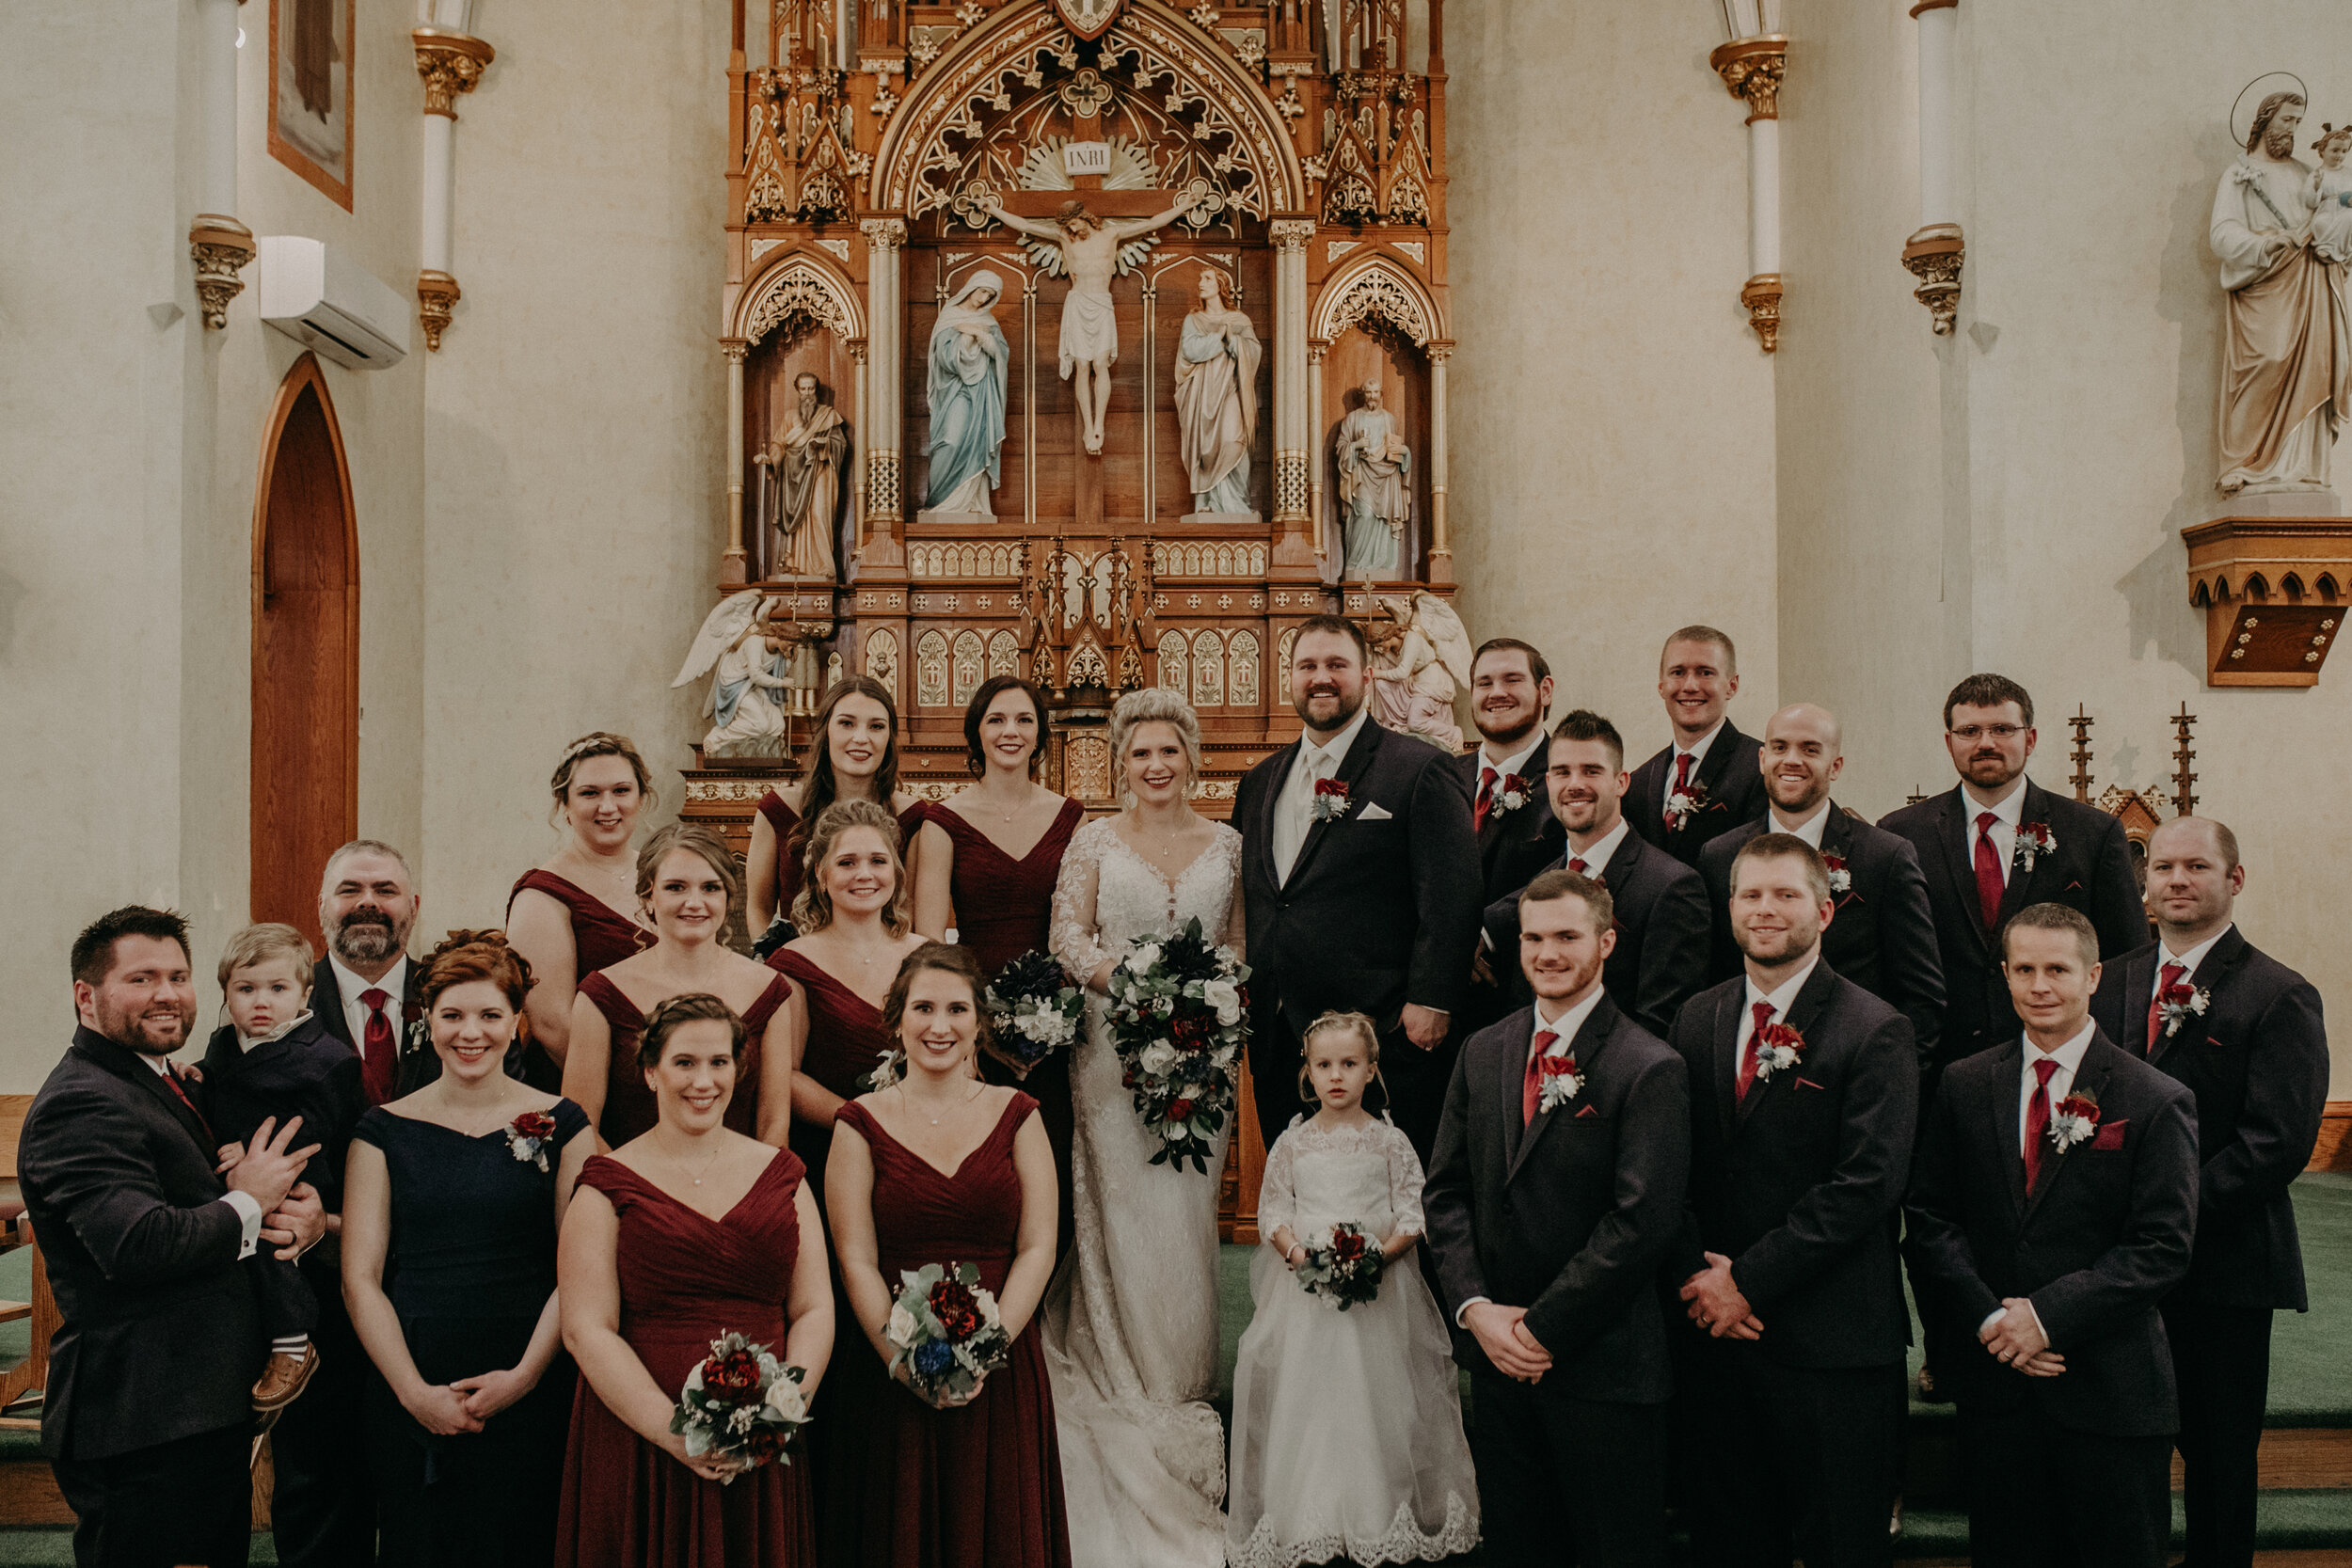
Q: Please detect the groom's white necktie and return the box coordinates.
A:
[1276,750,1330,885]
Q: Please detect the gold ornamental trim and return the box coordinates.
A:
[1900,223,1963,335]
[189,214,256,332]
[1740,273,1782,354]
[413,27,495,119]
[417,270,461,351]
[1708,35,1786,123]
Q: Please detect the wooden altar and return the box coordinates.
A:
[687,0,1459,1240]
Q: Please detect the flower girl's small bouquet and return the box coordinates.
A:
[669,1331,810,1480]
[1103,916,1251,1174]
[983,950,1086,1074]
[1294,1221,1386,1312]
[885,1262,1012,1405]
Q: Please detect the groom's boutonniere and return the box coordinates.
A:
[1821,851,1853,897]
[2048,1088,2101,1154]
[2156,979,2212,1037]
[1493,772,1534,816]
[1750,1021,1805,1083]
[1662,779,1713,833]
[1534,1052,1584,1114]
[2012,821,2058,874]
[1309,777,1351,823]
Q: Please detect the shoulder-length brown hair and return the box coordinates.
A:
[789,676,902,870]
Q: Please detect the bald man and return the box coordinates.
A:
[2090,816,2328,1568]
[1696,705,1943,1067]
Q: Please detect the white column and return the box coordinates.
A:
[411,25,493,349]
[859,218,907,562]
[1428,345,1451,578]
[1916,1,1957,229]
[1270,220,1314,540]
[724,341,749,584]
[1748,118,1780,277]
[1307,341,1326,555]
[188,0,254,330]
[1708,35,1785,352]
[421,116,454,273]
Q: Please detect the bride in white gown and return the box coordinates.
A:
[1046,688,1243,1568]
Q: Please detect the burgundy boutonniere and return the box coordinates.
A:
[2048,1089,2100,1153]
[1493,772,1535,816]
[1309,777,1351,823]
[1662,778,1714,833]
[505,1110,560,1172]
[1821,851,1852,896]
[2012,821,2058,874]
[1750,1022,1805,1083]
[2155,981,2211,1037]
[1534,1052,1584,1113]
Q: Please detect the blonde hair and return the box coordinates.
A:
[216,923,314,990]
[1297,1010,1384,1103]
[790,800,910,936]
[635,823,744,924]
[1107,688,1203,800]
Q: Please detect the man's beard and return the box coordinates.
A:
[1475,705,1539,747]
[2266,126,2296,159]
[98,996,194,1055]
[330,907,407,966]
[1294,683,1364,728]
[798,396,817,421]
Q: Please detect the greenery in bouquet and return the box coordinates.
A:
[669,1330,810,1478]
[1103,916,1251,1175]
[1295,1222,1385,1311]
[885,1261,1012,1405]
[983,949,1085,1072]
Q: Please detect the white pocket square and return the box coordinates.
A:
[1356,802,1394,821]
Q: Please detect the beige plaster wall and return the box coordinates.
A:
[417,0,732,932]
[1444,0,1781,759]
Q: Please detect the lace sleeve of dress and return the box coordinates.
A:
[1216,827,1247,963]
[1049,821,1112,985]
[1384,1119,1428,1237]
[1256,1119,1301,1242]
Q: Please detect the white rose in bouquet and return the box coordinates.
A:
[887,1304,918,1346]
[1128,941,1162,974]
[1200,978,1242,1026]
[1138,1040,1179,1076]
[765,1372,808,1423]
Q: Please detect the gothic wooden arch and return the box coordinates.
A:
[732,246,866,347]
[871,0,1311,221]
[1311,252,1444,346]
[249,352,360,945]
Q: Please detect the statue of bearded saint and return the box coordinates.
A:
[754,371,849,581]
[1336,379,1412,574]
[2209,88,2351,499]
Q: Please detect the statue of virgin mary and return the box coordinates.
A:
[924,270,1010,518]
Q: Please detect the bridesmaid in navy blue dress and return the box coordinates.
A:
[343,930,596,1567]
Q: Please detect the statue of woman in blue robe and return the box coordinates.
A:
[923,270,1009,517]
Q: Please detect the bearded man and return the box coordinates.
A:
[754,371,847,581]
[308,839,430,1104]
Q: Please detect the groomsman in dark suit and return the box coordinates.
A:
[24,907,326,1568]
[310,839,431,1105]
[1626,625,1767,866]
[1482,710,1710,1038]
[1697,703,1944,1063]
[1457,639,1564,1032]
[1427,868,1690,1567]
[1237,614,1483,1163]
[1671,835,1917,1568]
[2090,817,2328,1568]
[1906,903,2199,1568]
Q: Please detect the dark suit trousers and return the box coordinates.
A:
[1961,1406,2170,1567]
[1682,1344,1902,1568]
[2165,1296,2273,1568]
[268,1257,376,1567]
[1470,1370,1664,1567]
[54,1422,250,1568]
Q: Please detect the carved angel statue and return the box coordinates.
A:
[1365,592,1470,752]
[673,591,792,757]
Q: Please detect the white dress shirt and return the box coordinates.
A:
[1768,799,1834,849]
[1669,720,1725,789]
[140,1054,263,1259]
[238,1011,316,1054]
[1963,777,2028,889]
[1477,733,1548,801]
[1739,955,1820,1056]
[1273,707,1371,883]
[329,953,409,1065]
[1983,1019,2095,1344]
[1563,816,1630,878]
[2153,926,2232,995]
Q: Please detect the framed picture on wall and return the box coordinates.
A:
[268,0,356,209]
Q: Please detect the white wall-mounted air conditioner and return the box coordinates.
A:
[257,236,410,370]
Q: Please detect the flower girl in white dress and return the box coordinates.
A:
[1226,1012,1480,1567]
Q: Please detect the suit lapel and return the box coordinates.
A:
[1257,738,1304,890]
[1734,959,1836,1130]
[312,958,356,1049]
[2023,1041,2114,1227]
[1987,1042,2028,1220]
[2153,929,2242,1068]
[1935,789,1991,958]
[1994,782,2054,927]
[1497,1017,1531,1167]
[1710,986,1742,1145]
[1508,997,1619,1183]
[1694,720,1743,799]
[1286,719,1384,888]
[2114,948,2156,1057]
[77,1036,217,1154]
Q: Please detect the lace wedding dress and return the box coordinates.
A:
[1044,816,1245,1568]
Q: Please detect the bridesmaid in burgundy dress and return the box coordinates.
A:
[564,825,795,1150]
[911,674,1085,1249]
[746,678,929,950]
[825,944,1069,1568]
[771,800,928,1207]
[557,992,835,1568]
[509,732,659,1078]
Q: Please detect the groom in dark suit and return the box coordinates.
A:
[24,906,326,1568]
[1236,613,1483,1163]
[1456,639,1563,1033]
[1426,868,1690,1567]
[1905,903,2199,1567]
[2090,816,2328,1568]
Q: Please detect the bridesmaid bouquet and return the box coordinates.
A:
[983,950,1086,1072]
[670,1331,811,1478]
[1295,1222,1386,1311]
[886,1262,1012,1405]
[1103,916,1251,1175]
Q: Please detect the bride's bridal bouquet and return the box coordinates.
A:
[669,1331,811,1479]
[982,950,1085,1075]
[1295,1222,1386,1311]
[886,1261,1012,1406]
[1103,916,1251,1175]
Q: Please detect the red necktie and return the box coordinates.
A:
[360,987,399,1106]
[2022,1057,2059,1190]
[1474,767,1497,832]
[1665,752,1693,829]
[1567,856,1587,876]
[1521,1030,1559,1125]
[158,1067,216,1144]
[1973,811,2006,930]
[1736,1001,1773,1103]
[2144,960,2187,1054]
